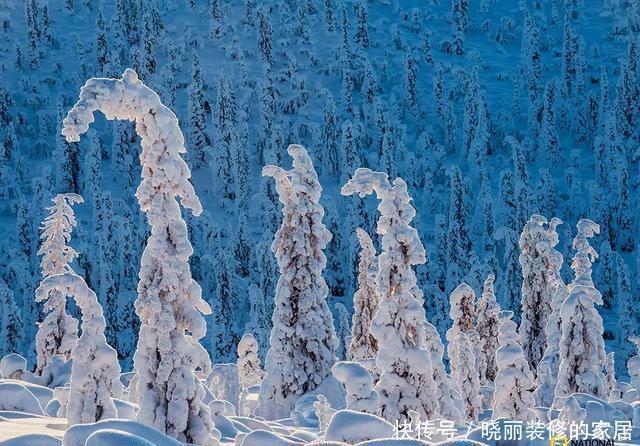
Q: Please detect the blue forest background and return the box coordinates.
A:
[0,0,638,378]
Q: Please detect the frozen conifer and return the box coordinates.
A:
[342,168,438,423]
[257,145,337,419]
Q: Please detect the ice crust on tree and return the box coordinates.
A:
[341,167,438,423]
[555,219,607,405]
[518,214,564,372]
[492,310,536,421]
[62,69,215,445]
[35,272,123,425]
[35,193,83,374]
[237,333,263,389]
[257,144,338,420]
[349,228,380,363]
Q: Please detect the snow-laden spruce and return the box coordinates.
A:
[342,168,438,423]
[446,283,475,375]
[237,333,263,389]
[257,144,338,419]
[475,274,501,385]
[0,279,22,358]
[452,329,482,421]
[36,272,123,425]
[35,193,82,374]
[423,322,464,423]
[535,221,568,407]
[519,214,564,372]
[492,310,536,421]
[62,69,216,445]
[349,228,381,363]
[554,219,607,405]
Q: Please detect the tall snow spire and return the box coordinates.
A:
[554,219,607,405]
[35,193,83,374]
[62,69,216,445]
[342,168,438,423]
[256,144,338,420]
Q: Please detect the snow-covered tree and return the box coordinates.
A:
[492,310,536,421]
[617,254,638,376]
[349,228,380,363]
[519,215,564,371]
[446,283,475,374]
[257,145,337,420]
[0,278,23,357]
[187,53,210,169]
[244,284,269,361]
[422,322,464,422]
[62,69,215,445]
[335,302,351,361]
[446,166,473,293]
[35,193,83,374]
[475,274,501,384]
[605,352,616,398]
[536,276,569,407]
[36,273,123,425]
[256,7,273,65]
[452,329,482,421]
[554,219,607,404]
[342,168,438,423]
[237,333,263,389]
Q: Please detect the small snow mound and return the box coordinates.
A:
[0,434,61,446]
[239,429,304,446]
[85,430,155,446]
[1,380,54,409]
[0,354,26,379]
[62,420,186,446]
[0,382,44,415]
[324,410,394,444]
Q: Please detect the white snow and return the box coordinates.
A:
[324,410,395,444]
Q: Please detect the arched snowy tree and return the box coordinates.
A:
[554,219,607,405]
[62,69,216,445]
[475,274,501,384]
[35,193,82,374]
[492,310,536,421]
[349,228,380,363]
[237,333,263,389]
[257,145,337,420]
[36,273,123,425]
[519,214,564,371]
[342,168,438,423]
